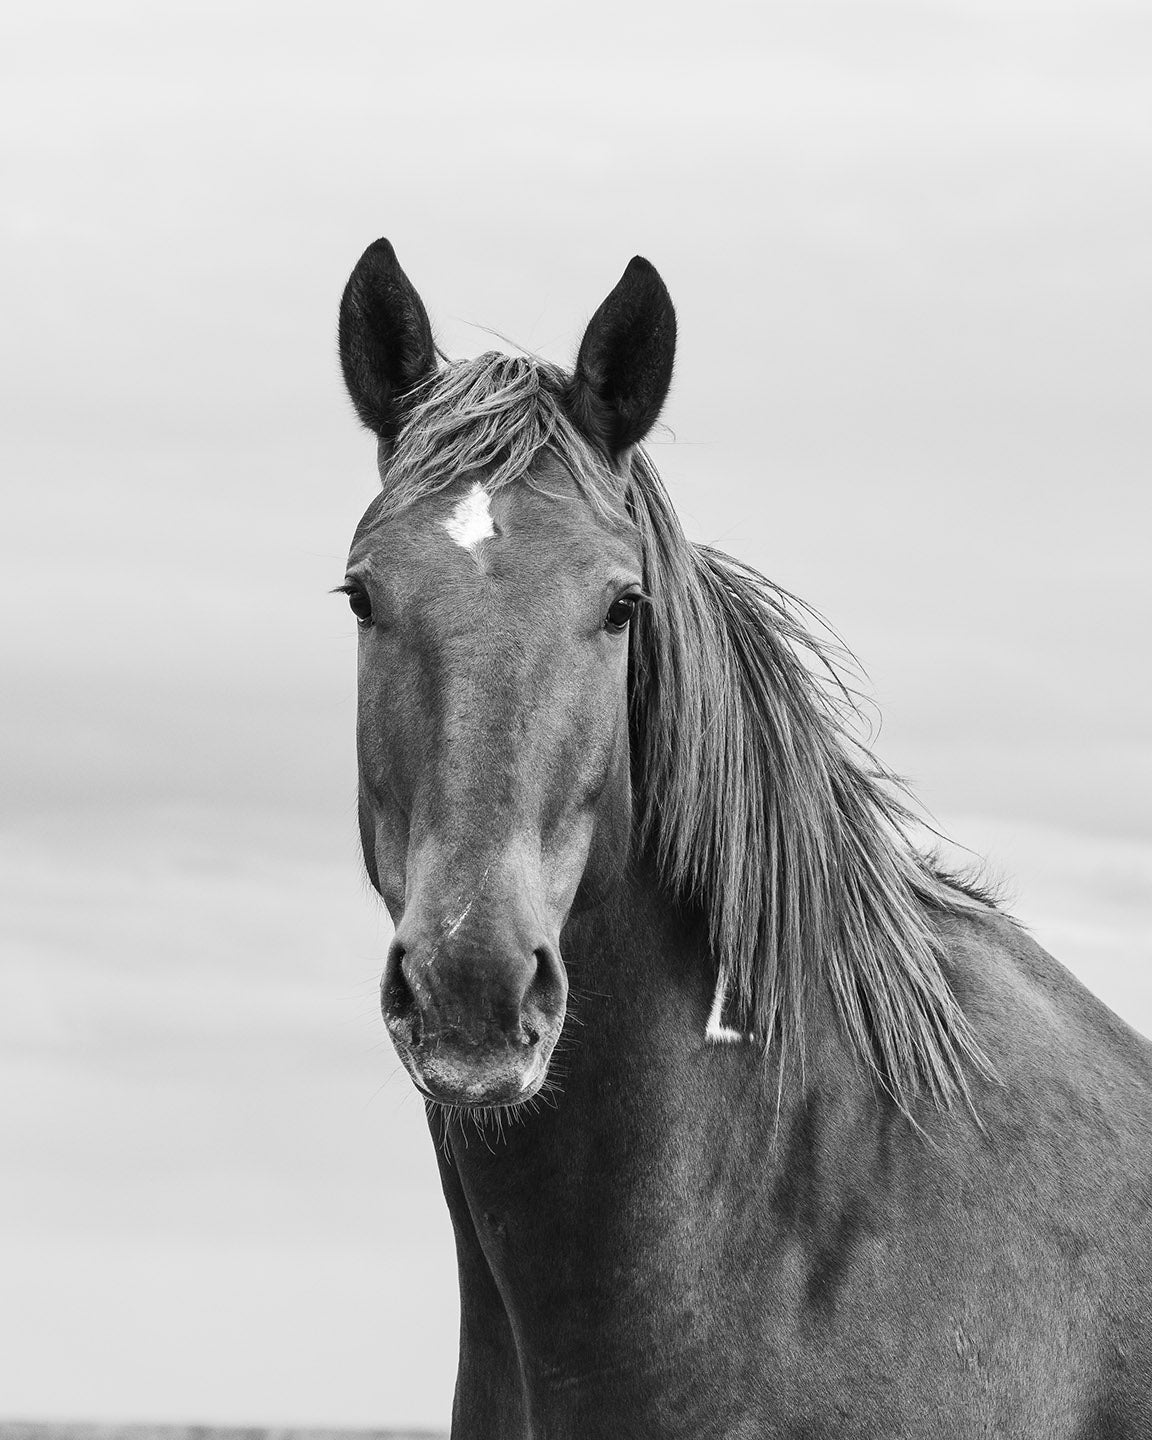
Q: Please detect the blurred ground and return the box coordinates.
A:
[0,1428,445,1440]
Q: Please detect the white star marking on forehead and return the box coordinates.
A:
[442,483,496,551]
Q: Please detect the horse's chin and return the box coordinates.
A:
[404,1043,553,1110]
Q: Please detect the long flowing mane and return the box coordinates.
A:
[380,351,994,1113]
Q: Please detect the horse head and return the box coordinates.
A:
[338,239,676,1109]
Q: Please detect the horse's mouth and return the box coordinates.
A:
[384,993,563,1108]
[390,1027,558,1109]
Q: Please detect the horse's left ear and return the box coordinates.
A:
[567,257,677,457]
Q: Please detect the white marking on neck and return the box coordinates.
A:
[443,482,496,551]
[705,971,751,1044]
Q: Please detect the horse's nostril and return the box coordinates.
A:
[382,943,416,1022]
[528,944,565,1013]
[521,1021,541,1047]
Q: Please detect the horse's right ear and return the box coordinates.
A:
[339,239,436,441]
[567,257,676,458]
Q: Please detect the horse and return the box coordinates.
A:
[335,238,1152,1438]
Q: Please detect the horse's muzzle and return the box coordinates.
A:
[381,927,567,1107]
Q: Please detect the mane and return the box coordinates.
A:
[384,351,994,1114]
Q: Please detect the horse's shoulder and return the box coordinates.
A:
[935,900,1152,1143]
[912,904,1152,1352]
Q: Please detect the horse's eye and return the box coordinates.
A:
[347,588,373,625]
[605,595,638,633]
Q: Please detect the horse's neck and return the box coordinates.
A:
[437,861,873,1326]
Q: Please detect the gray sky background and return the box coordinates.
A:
[3,0,1151,1428]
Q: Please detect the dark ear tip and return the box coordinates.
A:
[355,237,399,272]
[623,255,668,294]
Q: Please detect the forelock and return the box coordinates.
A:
[375,351,627,521]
